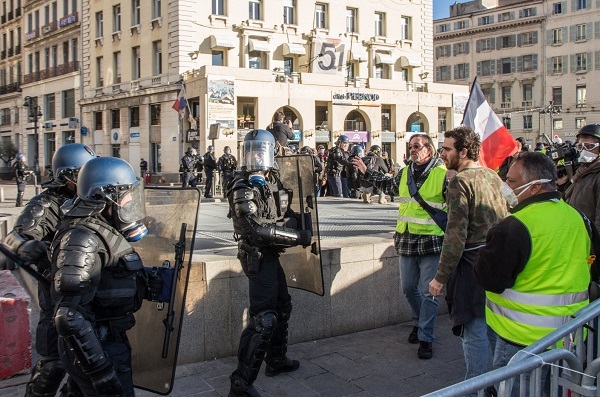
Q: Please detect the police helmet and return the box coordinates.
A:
[576,124,600,141]
[72,157,146,239]
[370,145,381,155]
[299,146,313,155]
[351,145,365,158]
[242,129,275,172]
[186,147,196,155]
[16,153,26,161]
[337,135,350,144]
[51,144,96,185]
[224,146,231,154]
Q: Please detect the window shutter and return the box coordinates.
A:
[465,63,470,79]
[587,52,593,71]
[476,40,481,52]
[454,64,458,79]
[519,9,523,18]
[587,22,593,39]
[531,7,537,16]
[435,47,440,59]
[571,0,577,12]
[498,14,503,22]
[517,56,523,72]
[570,54,576,72]
[562,1,567,12]
[510,11,515,20]
[465,20,469,28]
[510,35,516,47]
[586,0,591,9]
[435,25,440,33]
[596,21,600,39]
[490,39,496,50]
[490,15,494,23]
[597,0,600,7]
[465,42,470,54]
[532,54,538,70]
[454,22,459,30]
[570,25,577,41]
[596,51,600,70]
[512,57,517,73]
[436,67,441,81]
[562,27,568,42]
[547,29,554,44]
[491,60,496,75]
[453,44,458,56]
[490,88,495,104]
[496,59,502,73]
[476,61,481,76]
[547,57,554,74]
[532,31,538,44]
[517,33,522,47]
[496,37,503,49]
[563,55,569,73]
[478,17,482,26]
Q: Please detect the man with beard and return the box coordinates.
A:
[428,126,508,386]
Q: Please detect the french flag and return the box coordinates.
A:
[463,78,518,170]
[172,87,186,119]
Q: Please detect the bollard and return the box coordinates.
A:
[0,187,4,203]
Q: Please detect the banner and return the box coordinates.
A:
[312,37,346,75]
[207,76,236,133]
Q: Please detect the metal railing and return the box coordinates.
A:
[424,299,600,397]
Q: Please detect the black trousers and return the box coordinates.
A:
[204,169,215,197]
[36,282,59,357]
[221,172,234,194]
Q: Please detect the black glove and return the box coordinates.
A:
[90,366,124,396]
[17,240,50,263]
[147,270,163,297]
[298,230,312,248]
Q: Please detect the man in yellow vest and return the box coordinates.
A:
[475,152,591,394]
[352,134,447,359]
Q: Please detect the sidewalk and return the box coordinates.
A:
[0,314,465,397]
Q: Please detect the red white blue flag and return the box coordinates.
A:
[462,77,518,170]
[172,87,186,119]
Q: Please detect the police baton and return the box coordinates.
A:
[0,243,50,287]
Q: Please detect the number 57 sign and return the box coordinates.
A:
[313,37,347,75]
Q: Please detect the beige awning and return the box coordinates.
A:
[375,53,394,65]
[210,35,236,49]
[283,43,306,55]
[350,47,368,62]
[249,39,271,52]
[400,55,421,68]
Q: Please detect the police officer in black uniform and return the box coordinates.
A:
[14,153,33,207]
[204,145,218,198]
[218,146,238,195]
[227,130,311,397]
[299,146,323,195]
[181,147,198,188]
[326,135,350,197]
[50,157,160,397]
[4,144,96,397]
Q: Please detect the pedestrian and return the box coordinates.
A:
[353,134,447,359]
[50,157,161,397]
[218,145,238,195]
[363,145,389,204]
[317,147,328,196]
[327,135,350,197]
[140,157,148,177]
[497,137,525,181]
[428,126,508,385]
[562,124,600,229]
[181,147,198,188]
[300,146,323,196]
[267,111,294,155]
[13,153,32,207]
[204,145,218,198]
[4,144,96,397]
[227,130,311,396]
[475,152,591,395]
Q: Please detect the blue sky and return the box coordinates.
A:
[434,0,461,20]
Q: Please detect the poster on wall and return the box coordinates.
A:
[207,76,236,134]
[453,92,469,128]
[312,36,346,75]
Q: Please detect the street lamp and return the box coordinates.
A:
[539,100,561,140]
[23,96,43,180]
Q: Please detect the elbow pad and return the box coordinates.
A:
[256,224,311,248]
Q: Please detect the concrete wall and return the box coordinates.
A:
[177,233,448,364]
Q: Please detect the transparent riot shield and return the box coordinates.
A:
[129,187,201,395]
[276,155,324,296]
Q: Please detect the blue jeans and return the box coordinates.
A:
[327,174,342,197]
[399,254,440,343]
[462,317,496,382]
[492,331,549,396]
[341,177,350,198]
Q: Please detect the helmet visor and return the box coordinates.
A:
[117,181,146,223]
[243,140,275,171]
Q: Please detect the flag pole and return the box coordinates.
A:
[461,76,479,126]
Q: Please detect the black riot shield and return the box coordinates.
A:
[276,155,324,296]
[128,187,201,395]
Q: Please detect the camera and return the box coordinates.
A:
[546,141,579,178]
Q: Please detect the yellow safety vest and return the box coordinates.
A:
[486,199,590,346]
[396,164,447,236]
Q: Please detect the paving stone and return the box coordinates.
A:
[310,352,374,381]
[300,372,364,397]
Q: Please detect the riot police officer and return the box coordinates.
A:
[218,146,238,195]
[204,145,218,198]
[14,153,32,207]
[50,157,157,397]
[181,147,198,188]
[227,130,311,397]
[4,143,96,397]
[326,135,350,197]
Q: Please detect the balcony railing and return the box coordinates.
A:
[15,44,20,54]
[0,83,22,95]
[8,11,13,20]
[576,101,586,108]
[16,8,20,17]
[501,102,512,109]
[59,12,78,28]
[42,21,57,35]
[25,28,39,41]
[522,100,533,107]
[1,15,6,24]
[23,61,79,84]
[0,50,5,60]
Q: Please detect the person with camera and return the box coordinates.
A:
[563,124,600,229]
[352,134,447,359]
[14,153,33,207]
[475,152,591,395]
[267,111,294,155]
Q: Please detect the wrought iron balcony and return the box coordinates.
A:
[23,62,79,84]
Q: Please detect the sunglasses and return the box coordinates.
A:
[576,142,600,151]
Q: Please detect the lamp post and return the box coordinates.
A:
[23,96,43,180]
[539,100,561,140]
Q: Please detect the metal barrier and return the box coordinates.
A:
[424,299,600,397]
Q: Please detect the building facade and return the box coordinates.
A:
[175,0,467,167]
[434,0,600,145]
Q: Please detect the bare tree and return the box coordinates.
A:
[0,141,19,166]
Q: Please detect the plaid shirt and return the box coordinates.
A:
[363,157,446,256]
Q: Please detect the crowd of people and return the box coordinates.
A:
[2,117,599,397]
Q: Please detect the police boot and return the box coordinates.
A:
[58,377,84,397]
[378,194,387,204]
[25,357,66,397]
[265,301,300,377]
[228,372,262,397]
[16,192,24,207]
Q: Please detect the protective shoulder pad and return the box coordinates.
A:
[14,192,62,238]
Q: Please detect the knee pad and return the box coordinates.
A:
[254,310,277,341]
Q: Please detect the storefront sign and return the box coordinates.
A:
[332,91,381,107]
[343,131,369,142]
[315,130,330,142]
[381,131,396,143]
[292,130,302,141]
